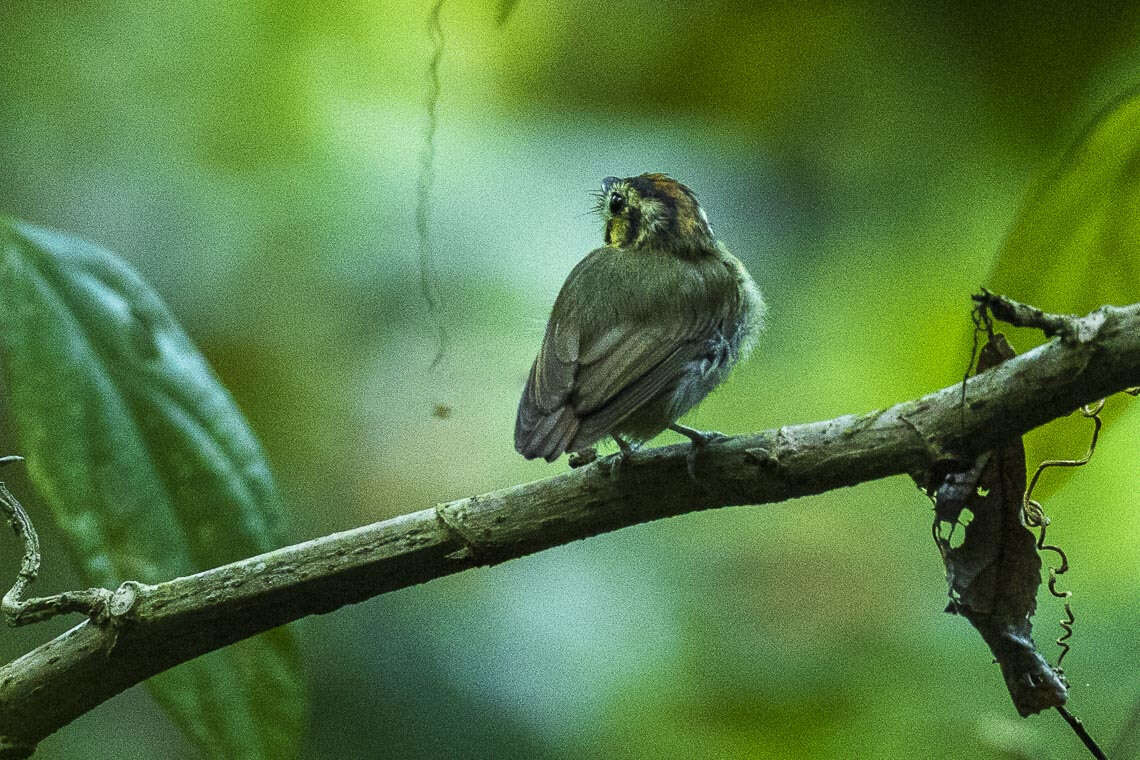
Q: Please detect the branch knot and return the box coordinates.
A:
[435,500,489,562]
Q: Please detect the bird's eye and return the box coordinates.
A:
[609,192,625,214]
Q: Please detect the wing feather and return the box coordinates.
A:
[517,312,720,459]
[568,335,710,450]
[572,321,704,414]
[515,246,738,461]
[515,319,581,460]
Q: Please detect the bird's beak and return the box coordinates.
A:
[601,176,620,194]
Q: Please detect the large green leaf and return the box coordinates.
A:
[987,86,1140,311]
[979,87,1140,497]
[0,219,305,758]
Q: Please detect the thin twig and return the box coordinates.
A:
[1056,705,1108,760]
[0,459,113,626]
[973,288,1081,341]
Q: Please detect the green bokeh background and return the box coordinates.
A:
[2,1,1139,757]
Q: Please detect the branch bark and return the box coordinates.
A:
[2,299,1140,755]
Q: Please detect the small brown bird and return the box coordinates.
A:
[514,173,765,474]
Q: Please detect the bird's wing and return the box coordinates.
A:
[514,315,583,461]
[515,311,719,461]
[568,318,717,449]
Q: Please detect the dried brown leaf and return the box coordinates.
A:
[933,333,1068,716]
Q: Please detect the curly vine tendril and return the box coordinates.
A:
[1022,399,1106,667]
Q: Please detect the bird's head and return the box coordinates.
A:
[594,173,716,254]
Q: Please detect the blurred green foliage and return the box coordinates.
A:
[1,1,1139,758]
[0,220,305,759]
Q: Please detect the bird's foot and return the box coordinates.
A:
[599,435,638,479]
[669,424,728,482]
[669,424,728,447]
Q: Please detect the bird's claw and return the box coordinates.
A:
[685,448,700,482]
[669,424,728,482]
[600,450,628,480]
[597,435,638,480]
[691,430,728,447]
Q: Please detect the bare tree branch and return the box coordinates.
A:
[1,298,1139,756]
[0,468,115,629]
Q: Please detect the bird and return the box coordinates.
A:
[514,172,765,477]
